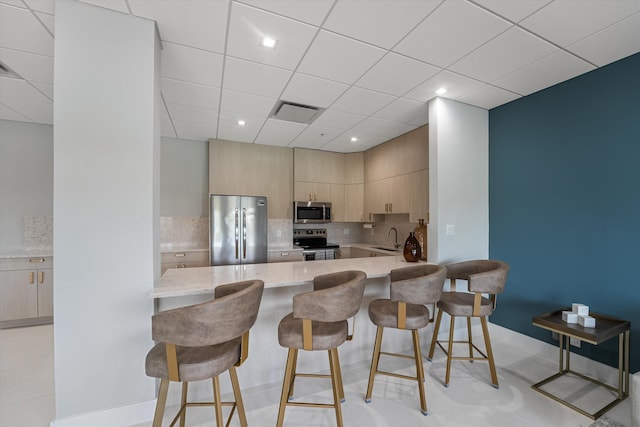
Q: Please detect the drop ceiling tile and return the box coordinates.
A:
[450,27,557,83]
[459,85,520,110]
[520,0,640,48]
[281,73,348,108]
[331,87,396,116]
[0,3,53,55]
[323,0,440,49]
[290,125,342,149]
[161,78,220,110]
[0,102,30,122]
[0,98,52,123]
[297,30,386,85]
[350,117,412,140]
[161,42,223,88]
[356,52,440,96]
[166,102,218,127]
[569,12,640,67]
[373,98,428,125]
[223,57,292,99]
[0,1,28,8]
[34,11,54,34]
[393,0,510,68]
[0,76,50,102]
[31,81,52,99]
[220,89,276,118]
[322,130,387,153]
[239,0,333,26]
[173,120,217,142]
[0,48,53,83]
[22,0,54,14]
[217,112,266,143]
[254,118,307,147]
[493,50,595,96]
[472,0,551,23]
[312,108,366,131]
[78,0,128,14]
[404,70,485,103]
[227,3,317,70]
[130,0,228,53]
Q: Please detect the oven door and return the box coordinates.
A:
[302,250,318,261]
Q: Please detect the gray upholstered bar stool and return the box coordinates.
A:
[364,264,447,415]
[276,270,366,427]
[427,260,509,388]
[145,279,264,427]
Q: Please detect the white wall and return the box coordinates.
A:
[52,1,159,422]
[0,120,53,252]
[428,97,489,263]
[160,137,209,217]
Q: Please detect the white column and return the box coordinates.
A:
[428,97,489,263]
[53,1,160,424]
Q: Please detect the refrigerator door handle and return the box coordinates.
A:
[235,208,239,259]
[242,208,247,259]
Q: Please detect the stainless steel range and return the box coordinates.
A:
[293,228,339,261]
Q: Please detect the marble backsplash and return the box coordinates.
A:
[23,216,53,251]
[159,215,423,251]
[160,217,209,250]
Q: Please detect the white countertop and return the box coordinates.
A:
[0,250,53,259]
[153,254,422,298]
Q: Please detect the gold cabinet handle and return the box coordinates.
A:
[29,258,46,263]
[39,271,44,284]
[29,272,35,284]
[309,192,312,201]
[174,253,186,258]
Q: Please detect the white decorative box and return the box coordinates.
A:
[578,315,596,328]
[562,311,578,323]
[572,303,589,316]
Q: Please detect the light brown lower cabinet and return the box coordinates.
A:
[161,251,209,274]
[0,257,53,327]
[268,250,304,263]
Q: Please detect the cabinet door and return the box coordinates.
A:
[364,179,390,219]
[344,183,363,222]
[410,169,429,223]
[37,268,53,317]
[0,270,38,321]
[390,174,412,214]
[331,184,345,222]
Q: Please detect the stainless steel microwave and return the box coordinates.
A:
[293,201,331,224]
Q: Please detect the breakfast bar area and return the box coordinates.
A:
[153,255,427,401]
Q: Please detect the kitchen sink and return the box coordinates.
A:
[373,246,400,252]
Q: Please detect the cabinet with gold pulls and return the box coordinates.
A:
[0,256,53,327]
[160,250,209,274]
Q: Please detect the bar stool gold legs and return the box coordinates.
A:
[365,326,429,415]
[427,310,499,388]
[276,347,346,427]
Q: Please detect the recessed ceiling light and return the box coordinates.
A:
[436,87,447,96]
[237,120,246,126]
[350,137,358,142]
[261,37,278,49]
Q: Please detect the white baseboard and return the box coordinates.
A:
[50,399,156,427]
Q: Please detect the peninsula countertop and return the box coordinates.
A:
[153,254,422,298]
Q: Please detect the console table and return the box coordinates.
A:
[531,309,630,419]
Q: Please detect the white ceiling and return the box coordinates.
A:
[1,0,639,152]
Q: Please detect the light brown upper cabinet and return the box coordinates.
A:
[209,139,293,219]
[294,149,364,222]
[363,126,429,223]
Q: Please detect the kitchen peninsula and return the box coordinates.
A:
[153,254,430,402]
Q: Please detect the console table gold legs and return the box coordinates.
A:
[531,330,630,420]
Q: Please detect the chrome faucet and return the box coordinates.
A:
[387,227,400,248]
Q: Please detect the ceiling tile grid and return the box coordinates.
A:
[1,0,639,152]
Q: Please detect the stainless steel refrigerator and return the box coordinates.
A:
[209,194,268,266]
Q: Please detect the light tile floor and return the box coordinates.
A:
[0,324,632,427]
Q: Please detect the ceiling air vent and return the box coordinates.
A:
[0,61,22,79]
[270,100,324,124]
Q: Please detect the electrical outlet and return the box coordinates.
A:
[570,337,581,348]
[343,228,349,235]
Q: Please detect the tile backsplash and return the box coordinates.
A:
[160,217,209,250]
[23,216,53,251]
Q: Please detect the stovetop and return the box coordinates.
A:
[293,228,339,250]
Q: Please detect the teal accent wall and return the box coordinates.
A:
[489,52,640,372]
